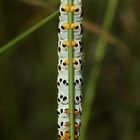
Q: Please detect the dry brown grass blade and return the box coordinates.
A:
[83,20,131,62]
[20,0,55,12]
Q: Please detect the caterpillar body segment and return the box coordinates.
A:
[58,39,82,58]
[57,103,82,118]
[60,0,82,5]
[57,73,83,90]
[57,57,83,75]
[57,89,82,105]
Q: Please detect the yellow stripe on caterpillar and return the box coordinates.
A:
[62,4,77,12]
[64,122,80,129]
[63,41,78,48]
[65,109,80,116]
[62,22,77,30]
[59,131,70,140]
[63,58,77,65]
[59,131,79,140]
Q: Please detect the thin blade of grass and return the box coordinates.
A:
[79,0,119,140]
[0,10,59,54]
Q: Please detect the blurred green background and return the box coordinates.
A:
[0,0,140,140]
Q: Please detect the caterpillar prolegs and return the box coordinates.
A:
[57,0,83,139]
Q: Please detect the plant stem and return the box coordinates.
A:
[0,10,59,54]
[121,114,136,140]
[79,0,119,140]
[68,0,75,140]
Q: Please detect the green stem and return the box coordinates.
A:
[68,0,75,140]
[121,114,136,140]
[79,0,119,140]
[0,10,59,54]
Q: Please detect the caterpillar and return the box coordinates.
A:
[57,0,83,139]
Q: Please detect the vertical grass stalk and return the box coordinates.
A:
[68,0,75,140]
[79,0,119,140]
